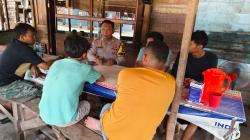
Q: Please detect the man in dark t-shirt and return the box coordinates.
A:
[171,30,218,140]
[0,23,49,100]
[0,39,43,85]
[171,51,217,82]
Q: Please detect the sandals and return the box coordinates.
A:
[0,117,11,124]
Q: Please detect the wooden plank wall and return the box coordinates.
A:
[150,0,188,54]
[0,30,15,45]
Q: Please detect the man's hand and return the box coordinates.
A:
[31,65,40,77]
[94,58,103,65]
[103,59,116,66]
[97,75,105,82]
[183,78,195,88]
[181,87,189,99]
[37,62,49,70]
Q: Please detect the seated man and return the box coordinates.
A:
[0,23,50,100]
[171,30,218,140]
[39,34,104,127]
[85,41,176,140]
[135,31,174,71]
[87,20,125,66]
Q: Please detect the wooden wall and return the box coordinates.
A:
[0,30,15,45]
[4,0,21,29]
[149,0,250,100]
[194,0,250,64]
[149,0,188,54]
[149,0,250,63]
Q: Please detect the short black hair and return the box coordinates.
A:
[146,32,164,42]
[14,23,36,39]
[191,30,208,47]
[100,20,114,29]
[79,31,85,37]
[146,41,169,63]
[64,34,90,58]
[71,30,77,35]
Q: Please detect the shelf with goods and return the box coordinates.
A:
[54,0,138,41]
[15,1,33,25]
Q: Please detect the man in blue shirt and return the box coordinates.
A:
[39,34,104,127]
[135,32,174,71]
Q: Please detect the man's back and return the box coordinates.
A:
[101,67,176,140]
[39,58,100,125]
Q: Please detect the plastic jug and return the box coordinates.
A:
[201,68,231,105]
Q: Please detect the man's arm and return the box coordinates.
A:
[0,45,6,54]
[87,41,98,62]
[165,50,175,71]
[32,58,58,76]
[37,62,50,70]
[170,53,180,77]
[134,48,145,67]
[86,66,105,84]
[115,56,125,65]
[96,75,105,82]
[103,59,115,66]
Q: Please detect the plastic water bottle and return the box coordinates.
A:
[33,42,44,58]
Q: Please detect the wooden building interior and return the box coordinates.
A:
[0,0,250,139]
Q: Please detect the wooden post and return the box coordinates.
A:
[89,0,93,38]
[12,103,25,140]
[140,4,151,44]
[134,0,143,44]
[166,0,199,140]
[0,1,4,30]
[30,0,36,27]
[3,0,9,29]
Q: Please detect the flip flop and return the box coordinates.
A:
[0,117,11,124]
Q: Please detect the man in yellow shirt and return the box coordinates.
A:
[85,41,176,140]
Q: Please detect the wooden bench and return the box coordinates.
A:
[0,96,47,140]
[0,96,102,140]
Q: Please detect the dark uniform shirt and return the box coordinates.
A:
[171,51,218,82]
[0,39,43,86]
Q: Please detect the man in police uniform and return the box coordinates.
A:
[87,20,125,66]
